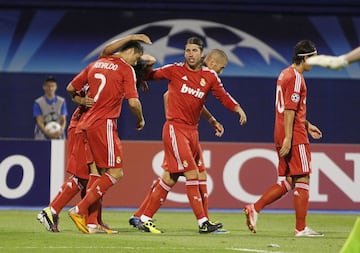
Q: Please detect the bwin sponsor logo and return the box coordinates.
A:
[180,84,204,98]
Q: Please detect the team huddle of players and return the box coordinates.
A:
[37,33,359,236]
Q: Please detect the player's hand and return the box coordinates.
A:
[238,109,247,126]
[136,118,145,131]
[306,55,348,70]
[132,34,152,45]
[83,95,94,108]
[279,137,291,157]
[307,123,322,139]
[211,121,224,137]
[141,54,156,65]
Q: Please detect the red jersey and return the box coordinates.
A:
[68,84,90,130]
[147,62,239,126]
[274,65,308,147]
[71,56,138,129]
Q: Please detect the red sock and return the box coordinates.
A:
[77,173,114,216]
[134,178,159,217]
[254,179,291,213]
[186,180,206,220]
[84,174,101,223]
[88,199,101,225]
[199,180,208,218]
[50,177,80,214]
[143,179,170,219]
[97,198,103,224]
[293,182,309,231]
[87,174,100,191]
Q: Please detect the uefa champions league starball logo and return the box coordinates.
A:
[84,19,288,77]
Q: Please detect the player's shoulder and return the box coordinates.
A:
[156,62,183,71]
[165,62,184,68]
[202,65,217,75]
[201,66,220,80]
[281,65,294,74]
[98,55,127,65]
[174,62,185,67]
[279,66,296,80]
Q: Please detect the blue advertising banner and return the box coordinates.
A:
[0,140,65,206]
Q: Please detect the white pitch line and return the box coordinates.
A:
[0,246,288,253]
[226,247,286,253]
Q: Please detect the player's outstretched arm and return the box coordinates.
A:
[344,46,360,64]
[306,55,349,70]
[306,46,360,70]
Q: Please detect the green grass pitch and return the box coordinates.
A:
[0,209,356,253]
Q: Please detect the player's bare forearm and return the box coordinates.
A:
[201,106,213,121]
[233,105,247,125]
[306,120,322,139]
[345,46,360,64]
[283,109,295,141]
[200,106,224,137]
[280,109,295,157]
[128,98,145,131]
[101,34,152,57]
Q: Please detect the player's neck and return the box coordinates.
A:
[185,63,202,72]
[292,64,304,74]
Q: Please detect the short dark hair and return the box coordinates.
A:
[44,76,56,83]
[292,40,317,64]
[120,41,144,54]
[185,37,204,51]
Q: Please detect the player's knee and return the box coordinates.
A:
[198,171,207,180]
[108,168,123,181]
[279,179,292,192]
[183,169,199,180]
[292,174,309,184]
[160,171,179,186]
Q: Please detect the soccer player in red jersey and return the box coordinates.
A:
[36,34,152,234]
[136,37,247,234]
[244,40,324,237]
[66,40,147,234]
[129,49,228,230]
[36,86,94,232]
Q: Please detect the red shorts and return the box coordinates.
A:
[85,119,123,169]
[162,121,201,174]
[67,128,93,179]
[277,143,312,176]
[197,144,206,173]
[161,143,205,173]
[66,127,90,180]
[66,126,76,175]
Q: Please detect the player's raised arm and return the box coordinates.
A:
[306,46,360,70]
[101,34,152,57]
